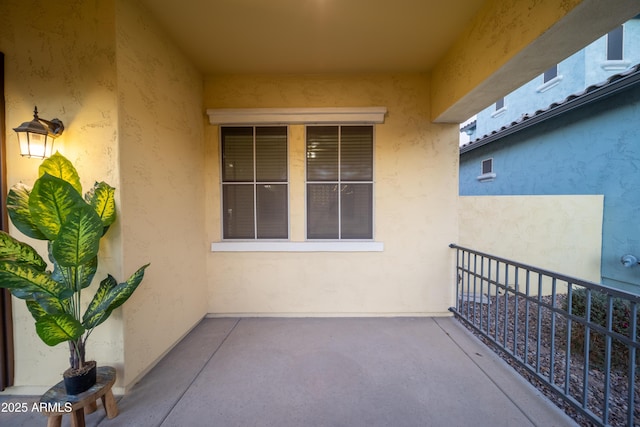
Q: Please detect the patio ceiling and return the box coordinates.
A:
[139,0,640,122]
[138,0,486,75]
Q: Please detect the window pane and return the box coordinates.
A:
[307,184,338,239]
[256,127,287,182]
[222,184,255,239]
[543,65,557,83]
[341,184,372,239]
[607,25,623,60]
[307,126,338,181]
[222,127,254,182]
[341,126,373,181]
[482,159,492,174]
[257,184,288,238]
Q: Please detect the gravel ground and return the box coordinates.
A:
[456,294,639,427]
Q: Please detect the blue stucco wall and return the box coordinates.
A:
[460,85,640,293]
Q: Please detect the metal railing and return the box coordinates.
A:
[449,244,639,427]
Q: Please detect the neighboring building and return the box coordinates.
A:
[459,61,640,293]
[464,17,640,142]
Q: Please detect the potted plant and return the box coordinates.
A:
[0,153,149,394]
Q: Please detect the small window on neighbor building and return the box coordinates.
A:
[543,65,558,83]
[495,98,504,111]
[607,25,623,60]
[477,158,496,182]
[481,158,493,175]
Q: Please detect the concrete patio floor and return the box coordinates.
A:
[0,317,577,427]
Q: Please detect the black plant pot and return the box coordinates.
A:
[63,361,97,395]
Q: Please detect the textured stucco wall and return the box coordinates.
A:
[115,0,207,388]
[460,84,640,293]
[204,74,459,316]
[0,0,122,392]
[0,0,208,393]
[459,195,603,286]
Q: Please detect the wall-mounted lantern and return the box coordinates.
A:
[13,106,64,159]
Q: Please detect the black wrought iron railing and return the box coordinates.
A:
[449,244,639,427]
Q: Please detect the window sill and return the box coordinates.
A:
[536,75,563,93]
[600,60,631,72]
[490,107,506,118]
[477,172,496,182]
[211,241,384,252]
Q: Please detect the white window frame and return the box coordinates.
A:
[209,107,386,253]
[477,158,496,182]
[491,98,506,118]
[305,124,376,241]
[220,125,290,240]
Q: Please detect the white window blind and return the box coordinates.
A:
[306,126,373,239]
[221,126,288,239]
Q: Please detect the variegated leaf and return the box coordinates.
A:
[6,184,47,240]
[29,174,85,241]
[82,275,118,329]
[35,313,84,346]
[85,181,116,233]
[0,262,72,300]
[0,231,47,271]
[52,204,102,267]
[38,152,82,195]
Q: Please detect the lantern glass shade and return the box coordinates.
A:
[16,126,54,159]
[13,107,63,159]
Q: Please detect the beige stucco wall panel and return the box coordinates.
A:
[205,74,458,316]
[0,0,122,392]
[115,0,208,388]
[458,195,603,286]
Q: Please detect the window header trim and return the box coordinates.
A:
[207,107,387,125]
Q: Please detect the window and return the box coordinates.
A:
[221,126,288,239]
[306,125,373,239]
[607,25,623,60]
[495,98,504,111]
[543,65,557,83]
[477,158,496,182]
[481,158,493,175]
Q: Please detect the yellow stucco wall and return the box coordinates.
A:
[0,0,208,392]
[115,0,208,388]
[204,74,459,316]
[0,0,122,392]
[459,195,603,284]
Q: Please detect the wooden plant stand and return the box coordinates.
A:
[39,366,119,427]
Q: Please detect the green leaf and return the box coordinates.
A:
[82,275,118,329]
[26,300,47,321]
[35,313,84,346]
[52,204,103,267]
[33,294,66,315]
[0,261,72,300]
[85,182,116,234]
[0,231,47,271]
[6,184,47,240]
[82,264,149,329]
[29,174,85,241]
[38,152,82,195]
